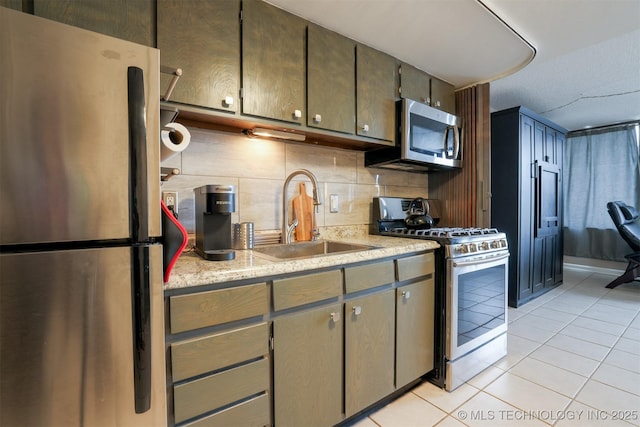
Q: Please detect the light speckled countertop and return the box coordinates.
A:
[165,234,439,290]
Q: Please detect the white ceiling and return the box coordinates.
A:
[265,0,640,132]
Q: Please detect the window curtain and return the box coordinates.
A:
[563,124,640,261]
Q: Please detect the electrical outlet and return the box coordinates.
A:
[162,191,178,218]
[330,194,339,213]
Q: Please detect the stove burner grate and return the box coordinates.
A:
[388,227,500,238]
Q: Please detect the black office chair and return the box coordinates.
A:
[606,201,640,288]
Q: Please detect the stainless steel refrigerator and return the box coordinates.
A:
[0,7,166,426]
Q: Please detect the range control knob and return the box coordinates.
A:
[491,240,500,249]
[480,242,490,251]
[456,245,467,254]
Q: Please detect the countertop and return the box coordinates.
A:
[165,234,439,290]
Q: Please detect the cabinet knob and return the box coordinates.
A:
[435,100,441,107]
[223,96,234,106]
[313,114,322,123]
[352,305,362,316]
[293,109,302,119]
[361,124,369,133]
[329,311,340,323]
[402,290,411,299]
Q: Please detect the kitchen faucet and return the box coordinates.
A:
[282,169,322,244]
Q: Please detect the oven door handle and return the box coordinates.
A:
[452,252,509,267]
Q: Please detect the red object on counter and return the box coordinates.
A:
[161,199,188,283]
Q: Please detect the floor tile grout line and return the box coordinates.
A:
[545,274,640,422]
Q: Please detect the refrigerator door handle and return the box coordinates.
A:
[131,245,152,413]
[128,66,150,242]
[128,67,152,414]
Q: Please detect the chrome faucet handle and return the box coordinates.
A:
[311,227,320,241]
[286,217,298,244]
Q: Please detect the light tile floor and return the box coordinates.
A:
[351,268,640,426]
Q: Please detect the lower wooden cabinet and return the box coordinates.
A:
[396,278,435,388]
[166,250,435,426]
[273,304,343,427]
[173,358,269,424]
[166,283,270,426]
[345,290,396,417]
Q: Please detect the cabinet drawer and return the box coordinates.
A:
[183,394,270,427]
[344,261,394,293]
[173,358,269,424]
[272,270,342,310]
[170,283,268,333]
[397,253,434,282]
[171,323,269,382]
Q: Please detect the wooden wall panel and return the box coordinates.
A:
[428,83,491,228]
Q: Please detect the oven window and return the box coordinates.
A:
[457,264,506,346]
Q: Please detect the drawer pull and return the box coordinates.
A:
[352,305,362,316]
[329,312,341,323]
[402,290,411,299]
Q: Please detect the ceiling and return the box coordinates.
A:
[265,0,640,132]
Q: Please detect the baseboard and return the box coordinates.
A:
[563,256,626,275]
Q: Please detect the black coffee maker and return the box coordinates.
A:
[194,185,236,261]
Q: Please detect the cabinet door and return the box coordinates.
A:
[0,0,21,11]
[157,0,239,112]
[307,24,356,134]
[242,0,306,124]
[400,63,430,104]
[345,290,395,417]
[273,304,343,427]
[34,0,154,46]
[396,279,435,388]
[356,44,396,142]
[430,76,456,114]
[535,161,561,237]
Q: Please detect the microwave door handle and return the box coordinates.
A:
[443,127,452,159]
[453,125,461,160]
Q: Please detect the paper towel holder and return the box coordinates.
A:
[161,167,180,182]
[160,65,183,102]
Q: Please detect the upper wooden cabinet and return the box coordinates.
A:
[431,76,456,114]
[157,0,240,113]
[307,24,356,134]
[242,0,306,124]
[356,44,397,143]
[0,0,22,11]
[400,62,456,114]
[399,63,431,104]
[33,0,154,46]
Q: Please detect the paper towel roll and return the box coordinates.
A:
[160,122,191,161]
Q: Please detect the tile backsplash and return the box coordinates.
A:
[161,126,429,235]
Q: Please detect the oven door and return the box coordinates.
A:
[446,250,509,361]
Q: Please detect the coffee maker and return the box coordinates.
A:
[194,185,236,261]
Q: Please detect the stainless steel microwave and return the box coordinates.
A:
[365,98,463,172]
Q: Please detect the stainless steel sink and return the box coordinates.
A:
[251,240,376,261]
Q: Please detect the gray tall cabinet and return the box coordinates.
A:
[491,107,567,307]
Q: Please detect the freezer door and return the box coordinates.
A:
[0,8,161,245]
[0,246,166,426]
